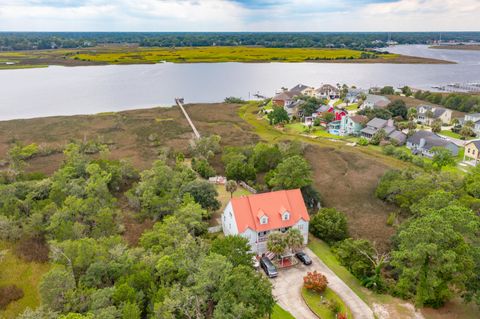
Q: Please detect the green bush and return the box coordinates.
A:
[358,137,369,146]
[191,158,216,179]
[310,208,348,244]
[382,145,395,155]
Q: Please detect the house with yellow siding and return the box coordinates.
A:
[464,140,480,165]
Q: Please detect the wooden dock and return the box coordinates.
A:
[175,98,200,139]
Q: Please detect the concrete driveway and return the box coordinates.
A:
[271,247,374,319]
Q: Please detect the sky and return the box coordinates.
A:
[0,0,479,32]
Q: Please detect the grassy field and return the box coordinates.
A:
[0,242,51,319]
[0,46,453,70]
[302,287,352,319]
[439,130,475,140]
[271,304,295,319]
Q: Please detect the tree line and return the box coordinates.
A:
[2,32,480,51]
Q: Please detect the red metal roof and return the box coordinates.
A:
[230,189,309,233]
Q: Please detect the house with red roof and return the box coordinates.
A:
[222,189,310,255]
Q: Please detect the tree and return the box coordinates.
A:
[268,107,289,125]
[252,143,282,173]
[431,119,442,133]
[174,195,208,235]
[387,100,407,119]
[191,158,216,179]
[214,265,275,319]
[303,271,328,293]
[180,180,221,212]
[268,155,312,190]
[321,112,335,123]
[225,180,238,198]
[224,154,256,182]
[190,135,221,159]
[431,147,455,170]
[380,86,395,95]
[267,232,287,258]
[285,228,304,253]
[401,86,412,97]
[391,205,479,307]
[460,126,475,139]
[122,302,141,319]
[211,236,254,268]
[310,208,348,244]
[39,267,76,312]
[407,107,417,121]
[369,129,387,145]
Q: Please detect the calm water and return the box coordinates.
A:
[0,45,479,120]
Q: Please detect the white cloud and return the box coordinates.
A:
[0,0,479,31]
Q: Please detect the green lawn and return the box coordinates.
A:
[0,241,51,319]
[284,122,345,140]
[271,304,295,319]
[302,287,353,319]
[307,236,371,303]
[345,103,359,111]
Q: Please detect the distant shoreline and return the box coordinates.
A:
[430,44,480,51]
[0,46,454,70]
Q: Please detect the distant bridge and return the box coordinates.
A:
[175,98,201,139]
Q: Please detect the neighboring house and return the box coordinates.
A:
[290,83,314,96]
[272,91,296,107]
[284,100,304,118]
[406,130,459,158]
[314,84,340,99]
[463,113,480,135]
[360,117,406,145]
[222,189,310,255]
[416,105,453,125]
[341,115,368,136]
[345,89,366,104]
[463,140,480,165]
[360,94,391,110]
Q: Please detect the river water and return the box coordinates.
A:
[0,45,479,120]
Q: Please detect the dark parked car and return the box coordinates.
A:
[295,251,312,265]
[260,257,278,278]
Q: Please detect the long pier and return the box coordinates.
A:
[175,98,201,139]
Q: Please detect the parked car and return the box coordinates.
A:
[295,251,312,265]
[260,257,278,278]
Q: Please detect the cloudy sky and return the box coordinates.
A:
[0,0,479,32]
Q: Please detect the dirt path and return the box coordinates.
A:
[272,247,374,319]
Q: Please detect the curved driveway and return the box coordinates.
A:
[271,247,374,319]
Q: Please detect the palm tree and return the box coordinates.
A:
[285,228,304,253]
[225,180,238,198]
[267,231,287,266]
[407,107,417,121]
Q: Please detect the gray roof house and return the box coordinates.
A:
[406,130,459,158]
[464,113,480,135]
[360,117,406,145]
[314,84,340,99]
[416,105,453,125]
[345,89,366,104]
[361,94,390,110]
[289,84,312,95]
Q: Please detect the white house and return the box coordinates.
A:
[222,189,310,255]
[360,94,390,110]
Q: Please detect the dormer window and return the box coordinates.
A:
[282,212,290,221]
[260,216,268,225]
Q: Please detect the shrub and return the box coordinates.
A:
[0,285,24,309]
[224,97,246,104]
[191,158,216,179]
[358,137,369,146]
[412,156,425,167]
[310,208,348,244]
[386,212,397,227]
[327,299,341,314]
[303,271,328,293]
[382,145,395,155]
[337,314,348,319]
[393,149,412,162]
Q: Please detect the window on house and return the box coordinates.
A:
[283,212,290,221]
[473,149,476,155]
[298,224,304,230]
[260,216,268,225]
